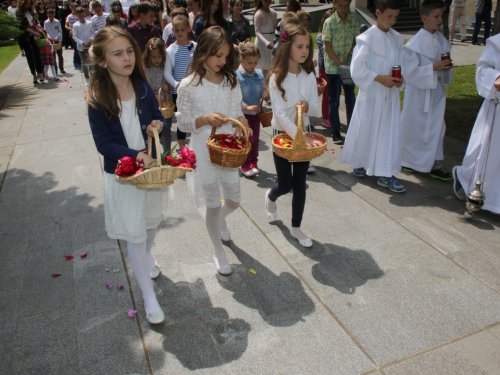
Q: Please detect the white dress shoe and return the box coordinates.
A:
[144,302,165,325]
[221,229,231,242]
[265,190,277,221]
[213,255,232,276]
[290,229,313,248]
[150,264,161,279]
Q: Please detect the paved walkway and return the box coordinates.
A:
[1,47,500,375]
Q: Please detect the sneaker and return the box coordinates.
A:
[430,166,452,181]
[353,167,366,178]
[332,130,344,145]
[452,166,466,201]
[322,119,331,128]
[377,176,406,193]
[241,165,255,177]
[401,166,417,173]
[250,163,259,175]
[307,165,315,173]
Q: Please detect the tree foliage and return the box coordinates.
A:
[0,10,22,41]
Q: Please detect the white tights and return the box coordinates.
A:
[205,199,239,267]
[126,229,161,313]
[44,65,57,79]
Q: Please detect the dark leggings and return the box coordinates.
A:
[172,93,186,141]
[268,152,309,228]
[18,36,44,76]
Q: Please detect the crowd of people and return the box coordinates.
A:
[6,0,499,324]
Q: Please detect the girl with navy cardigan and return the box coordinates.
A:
[87,28,167,325]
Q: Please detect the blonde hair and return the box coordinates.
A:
[238,41,260,59]
[297,10,311,22]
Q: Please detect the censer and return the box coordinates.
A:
[463,97,497,218]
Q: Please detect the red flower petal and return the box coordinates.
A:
[52,273,62,278]
[64,255,74,260]
[72,122,76,125]
[80,253,88,259]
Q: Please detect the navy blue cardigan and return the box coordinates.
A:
[88,79,166,174]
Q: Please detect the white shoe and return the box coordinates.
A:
[290,229,313,248]
[144,302,165,325]
[265,190,277,221]
[150,264,161,279]
[213,255,232,275]
[221,229,231,242]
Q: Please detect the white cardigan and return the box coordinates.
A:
[163,42,197,89]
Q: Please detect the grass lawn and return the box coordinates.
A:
[0,41,20,75]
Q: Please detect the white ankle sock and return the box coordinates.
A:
[127,240,161,314]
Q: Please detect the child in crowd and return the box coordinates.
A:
[339,0,406,193]
[91,1,108,34]
[126,2,161,53]
[87,27,167,325]
[73,6,94,85]
[44,8,65,74]
[265,23,321,248]
[400,0,453,180]
[163,7,191,47]
[164,14,197,149]
[105,14,120,27]
[186,0,201,28]
[227,0,250,66]
[128,3,138,24]
[39,37,59,81]
[143,37,171,151]
[65,3,81,69]
[176,26,249,276]
[236,42,267,177]
[272,0,301,56]
[316,9,333,128]
[83,3,92,21]
[111,6,128,29]
[253,0,277,77]
[453,33,500,214]
[193,0,228,36]
[297,10,311,29]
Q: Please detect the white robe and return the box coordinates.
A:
[400,29,453,172]
[456,34,500,214]
[339,26,404,177]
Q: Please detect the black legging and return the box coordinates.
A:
[268,152,309,228]
[18,36,44,76]
[172,93,186,141]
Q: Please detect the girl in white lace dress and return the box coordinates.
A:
[87,28,167,325]
[176,26,250,276]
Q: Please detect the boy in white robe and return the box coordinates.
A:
[452,33,500,215]
[339,0,406,193]
[400,0,454,181]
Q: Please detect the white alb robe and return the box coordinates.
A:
[456,34,500,214]
[400,29,453,172]
[339,26,404,177]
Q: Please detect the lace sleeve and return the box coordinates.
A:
[175,80,200,134]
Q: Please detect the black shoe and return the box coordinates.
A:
[472,41,481,45]
[430,166,452,181]
[332,130,344,145]
[60,69,66,74]
[401,166,417,173]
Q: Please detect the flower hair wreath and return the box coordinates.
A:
[281,30,290,43]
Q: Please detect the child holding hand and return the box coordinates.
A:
[87,28,167,325]
[265,23,321,248]
[236,42,268,177]
[176,26,250,276]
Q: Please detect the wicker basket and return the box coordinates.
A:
[317,78,328,96]
[52,41,62,50]
[158,88,175,119]
[272,104,327,162]
[257,98,272,128]
[206,118,251,168]
[115,127,192,188]
[35,31,47,48]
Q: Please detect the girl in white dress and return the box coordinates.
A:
[265,23,322,248]
[176,26,250,275]
[87,28,167,325]
[253,0,277,76]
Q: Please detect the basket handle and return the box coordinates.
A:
[209,117,250,150]
[147,125,162,167]
[292,104,306,151]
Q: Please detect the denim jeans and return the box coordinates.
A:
[327,73,356,133]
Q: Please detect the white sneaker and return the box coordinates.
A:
[265,190,277,221]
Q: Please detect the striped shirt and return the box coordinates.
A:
[172,44,193,94]
[66,13,79,28]
[91,13,108,34]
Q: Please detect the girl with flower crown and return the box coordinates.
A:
[265,23,322,248]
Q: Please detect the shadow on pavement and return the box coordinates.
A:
[151,277,251,370]
[0,84,35,114]
[218,241,315,327]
